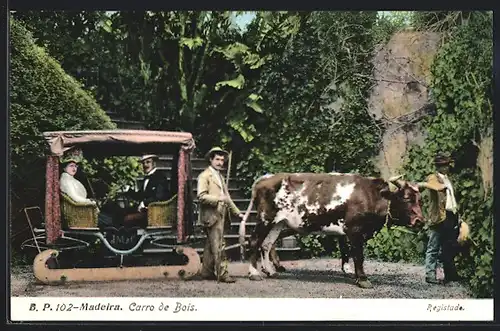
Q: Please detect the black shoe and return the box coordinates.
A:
[426,277,443,285]
[218,276,236,283]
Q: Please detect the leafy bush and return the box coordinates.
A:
[9,19,124,248]
[295,233,344,259]
[10,19,115,172]
[296,234,327,258]
[365,227,426,264]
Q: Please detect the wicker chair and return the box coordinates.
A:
[60,192,98,229]
[147,194,178,228]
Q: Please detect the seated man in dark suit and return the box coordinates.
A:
[124,154,172,227]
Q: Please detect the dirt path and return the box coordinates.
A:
[11,258,471,298]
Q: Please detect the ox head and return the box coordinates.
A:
[380,175,424,229]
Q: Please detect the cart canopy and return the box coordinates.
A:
[43,130,196,157]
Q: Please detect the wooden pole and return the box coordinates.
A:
[217,150,233,281]
[225,150,232,192]
[224,151,244,261]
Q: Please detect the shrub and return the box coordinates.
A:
[10,19,116,245]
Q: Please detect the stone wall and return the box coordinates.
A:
[368,30,442,179]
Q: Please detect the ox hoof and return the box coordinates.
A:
[356,279,373,289]
[276,265,286,272]
[261,269,277,278]
[249,274,263,281]
[260,267,271,276]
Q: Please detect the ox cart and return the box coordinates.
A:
[20,130,202,284]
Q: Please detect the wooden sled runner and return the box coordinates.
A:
[33,246,201,284]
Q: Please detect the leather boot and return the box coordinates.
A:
[219,275,236,283]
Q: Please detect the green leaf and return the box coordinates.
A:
[246,100,264,113]
[215,74,245,91]
[100,19,113,33]
[244,53,269,69]
[247,93,262,102]
[213,42,249,61]
[462,180,474,188]
[179,37,203,50]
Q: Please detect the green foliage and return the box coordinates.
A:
[297,233,326,257]
[11,11,493,298]
[235,12,383,249]
[81,156,142,206]
[9,19,115,170]
[296,232,343,259]
[9,18,115,219]
[13,11,274,155]
[14,11,381,178]
[236,12,381,192]
[400,12,493,298]
[372,11,413,45]
[411,11,475,33]
[365,227,426,264]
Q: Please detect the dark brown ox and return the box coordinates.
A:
[239,172,424,288]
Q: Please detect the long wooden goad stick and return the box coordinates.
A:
[225,150,232,192]
[225,150,244,260]
[217,150,233,282]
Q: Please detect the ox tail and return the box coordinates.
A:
[238,173,273,248]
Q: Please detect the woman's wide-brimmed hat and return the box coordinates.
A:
[60,148,83,164]
[205,147,228,160]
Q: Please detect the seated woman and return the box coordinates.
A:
[59,148,121,229]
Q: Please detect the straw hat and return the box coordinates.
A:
[140,154,159,162]
[205,147,228,160]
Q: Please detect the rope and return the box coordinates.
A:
[384,200,417,235]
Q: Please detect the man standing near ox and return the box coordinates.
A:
[419,152,463,285]
[197,147,244,283]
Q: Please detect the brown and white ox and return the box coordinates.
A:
[238,172,424,288]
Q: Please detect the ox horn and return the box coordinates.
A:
[388,174,405,189]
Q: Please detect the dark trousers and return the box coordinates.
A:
[97,201,134,228]
[436,211,460,280]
